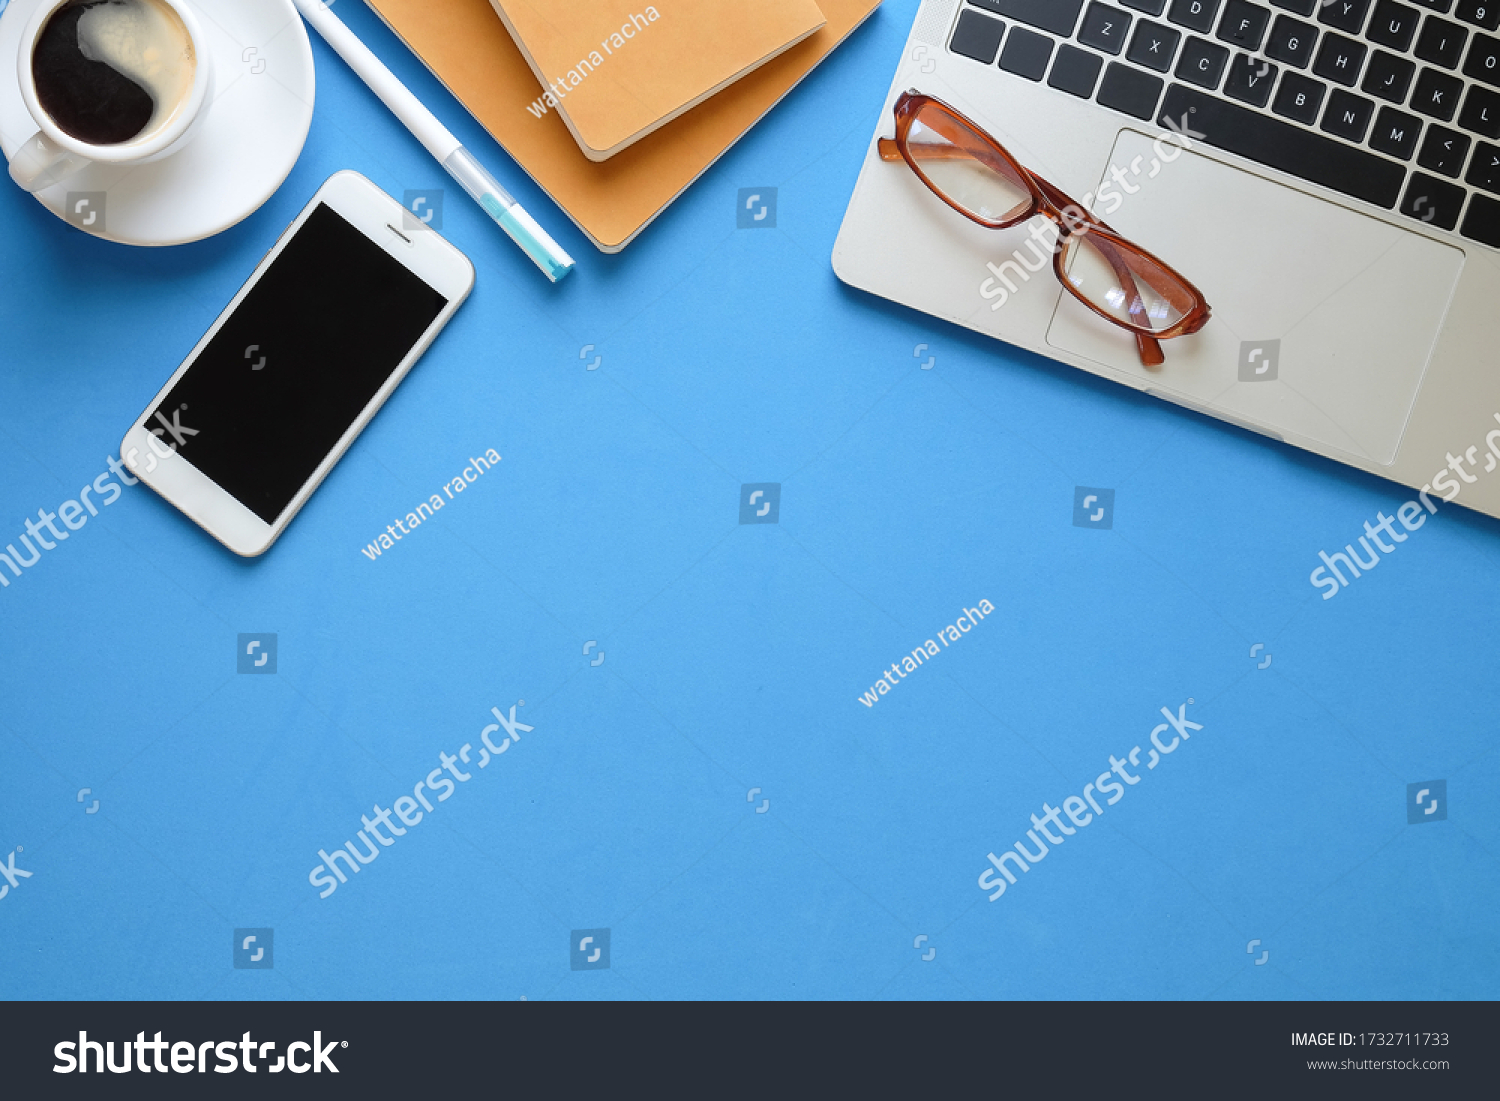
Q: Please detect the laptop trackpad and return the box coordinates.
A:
[1045,130,1464,465]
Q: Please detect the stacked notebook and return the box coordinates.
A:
[493,0,827,162]
[364,0,882,252]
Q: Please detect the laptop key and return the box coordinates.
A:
[1266,15,1318,66]
[1455,0,1500,28]
[1464,32,1500,83]
[1050,43,1105,95]
[1318,0,1373,33]
[950,9,1007,63]
[1459,84,1500,133]
[1368,0,1424,47]
[1313,33,1368,86]
[1169,0,1223,33]
[1000,26,1055,79]
[1128,19,1184,69]
[1226,52,1280,104]
[1370,105,1425,156]
[1271,0,1317,14]
[1460,191,1500,244]
[1409,0,1453,10]
[1323,88,1377,139]
[1079,2,1133,54]
[1177,35,1232,85]
[1413,66,1465,115]
[1158,84,1407,206]
[968,0,1085,36]
[1400,170,1466,225]
[1415,15,1468,66]
[1467,139,1500,188]
[1417,123,1473,172]
[1217,0,1274,48]
[1099,60,1167,117]
[1120,0,1168,13]
[1362,50,1417,101]
[1274,71,1329,120]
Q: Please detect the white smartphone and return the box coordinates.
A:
[120,171,475,557]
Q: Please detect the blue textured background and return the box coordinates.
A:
[1,0,1496,1001]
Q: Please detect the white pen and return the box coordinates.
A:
[292,0,574,282]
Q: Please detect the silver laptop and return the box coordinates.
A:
[834,0,1500,519]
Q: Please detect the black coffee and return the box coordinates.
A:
[32,0,195,146]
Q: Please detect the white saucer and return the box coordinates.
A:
[0,0,314,245]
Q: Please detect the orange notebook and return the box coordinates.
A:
[490,0,827,161]
[363,0,882,253]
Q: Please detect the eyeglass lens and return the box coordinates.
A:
[904,103,1033,227]
[1058,233,1195,334]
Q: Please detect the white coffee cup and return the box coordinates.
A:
[8,0,215,193]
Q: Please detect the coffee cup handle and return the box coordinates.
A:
[8,131,91,193]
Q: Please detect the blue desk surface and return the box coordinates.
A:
[2,0,1497,1002]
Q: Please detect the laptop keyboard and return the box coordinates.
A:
[946,0,1500,248]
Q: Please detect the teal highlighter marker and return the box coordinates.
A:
[294,0,575,282]
[443,148,572,282]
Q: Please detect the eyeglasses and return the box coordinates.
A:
[879,91,1210,368]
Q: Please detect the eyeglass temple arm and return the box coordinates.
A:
[880,136,1003,163]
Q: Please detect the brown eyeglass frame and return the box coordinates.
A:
[879,91,1211,368]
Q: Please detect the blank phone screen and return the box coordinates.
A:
[150,203,448,524]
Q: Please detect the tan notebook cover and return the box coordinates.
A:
[363,0,881,253]
[491,0,827,161]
